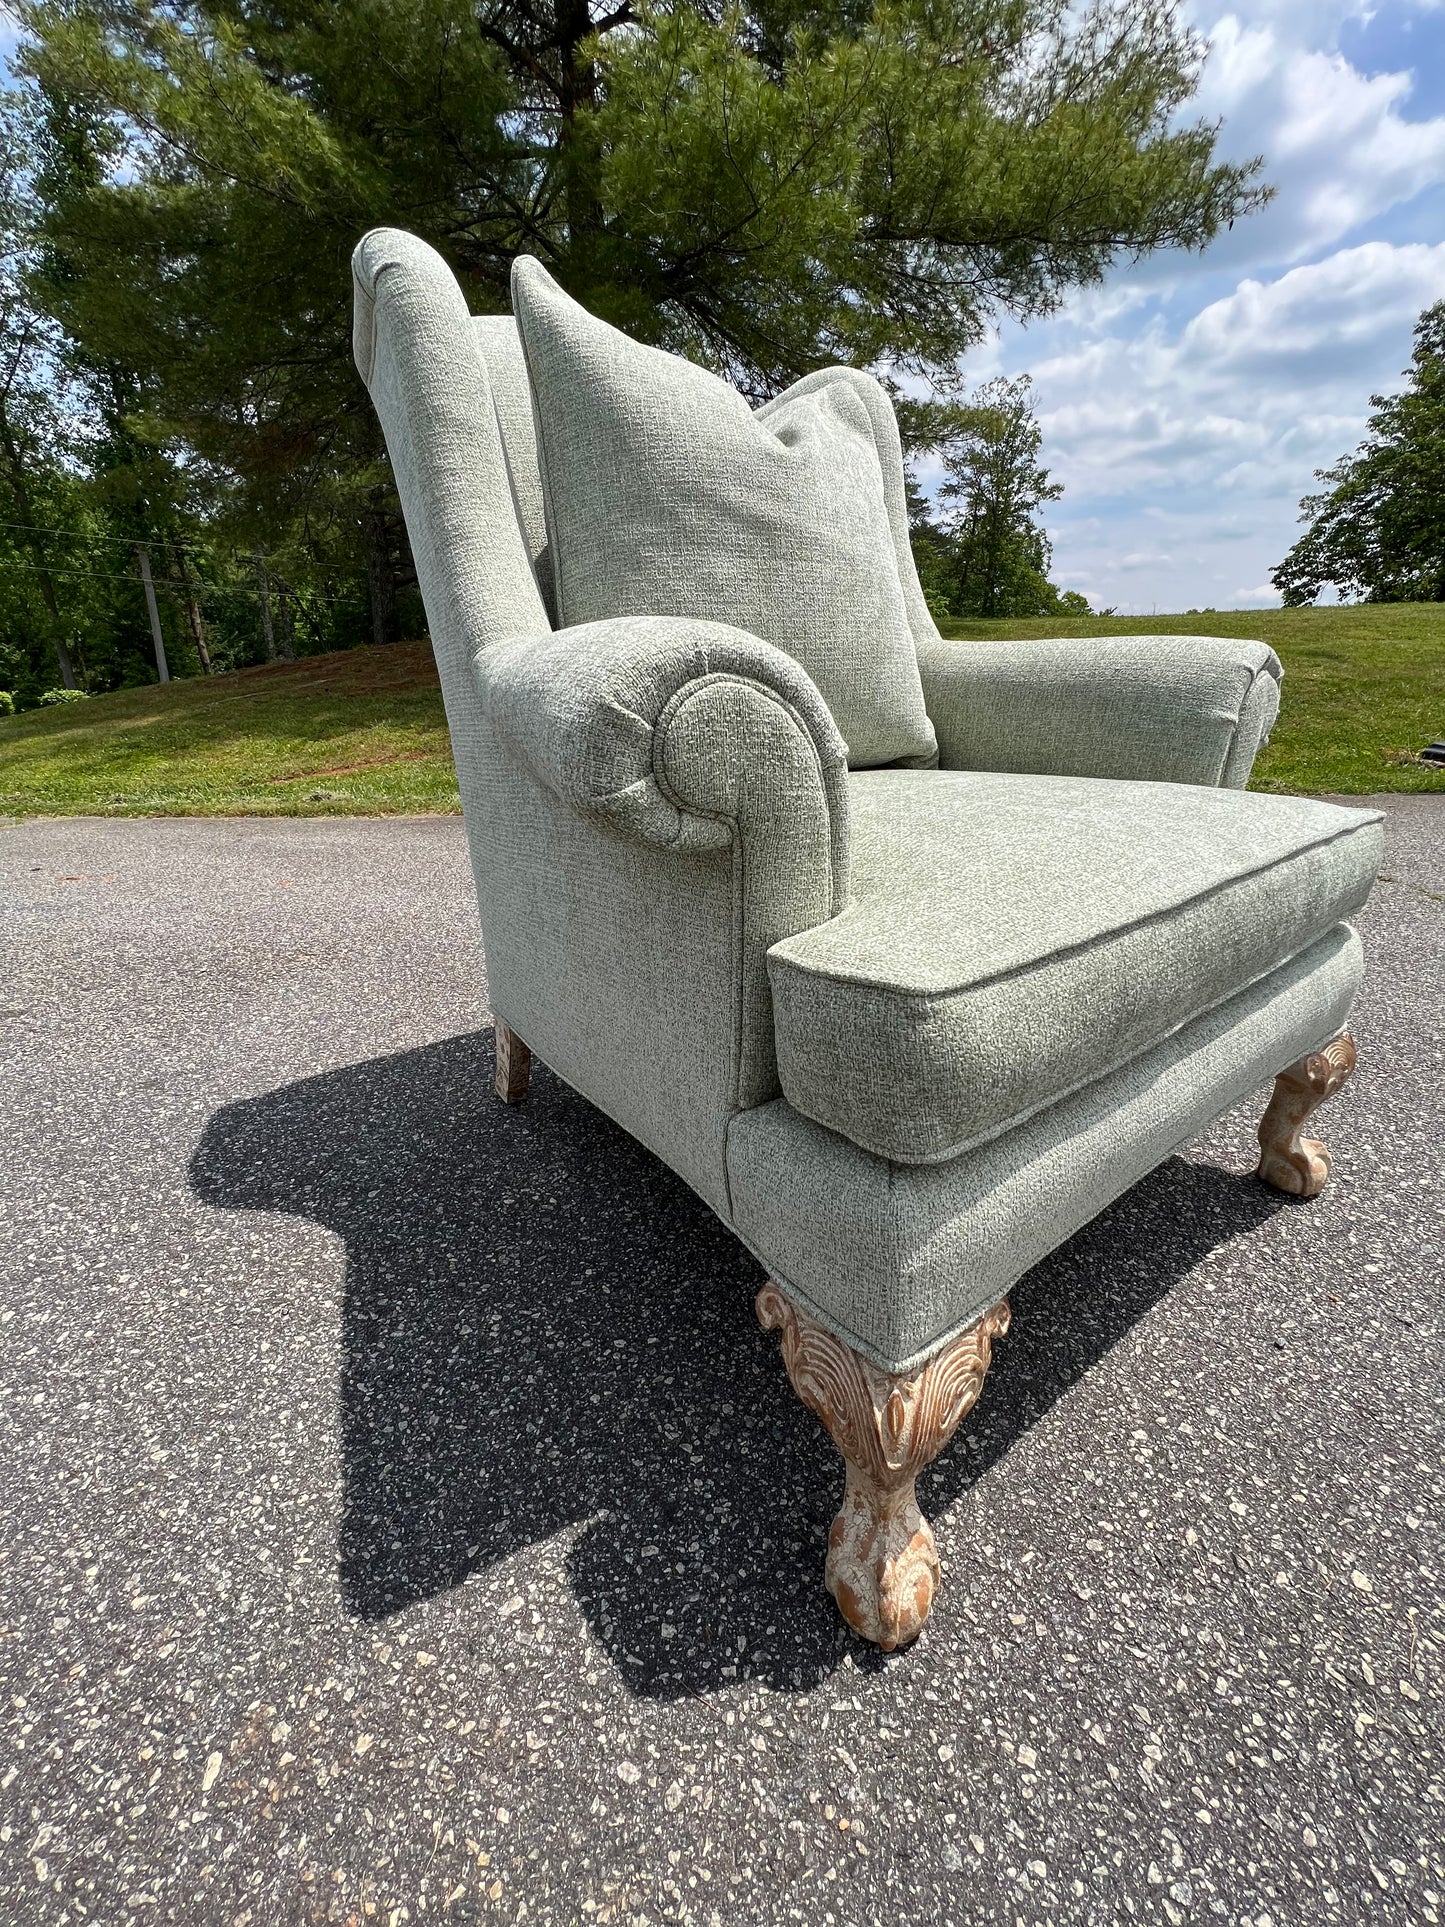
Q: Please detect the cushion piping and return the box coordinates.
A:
[769,813,1381,1004]
[777,912,1370,1169]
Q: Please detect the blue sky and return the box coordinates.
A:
[6,5,1444,613]
[966,1,1445,611]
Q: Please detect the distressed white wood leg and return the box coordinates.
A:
[1256,1032,1356,1198]
[757,1284,1010,1651]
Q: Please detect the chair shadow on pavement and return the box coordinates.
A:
[190,1028,1285,1701]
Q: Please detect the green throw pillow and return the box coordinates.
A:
[511,257,937,770]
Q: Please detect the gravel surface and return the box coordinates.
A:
[1,801,1441,1927]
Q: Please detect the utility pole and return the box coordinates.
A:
[275,576,296,661]
[254,551,277,662]
[136,543,170,683]
[167,536,213,672]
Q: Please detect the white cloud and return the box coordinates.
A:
[1001,239,1445,610]
[1112,8,1445,293]
[1031,241,1445,487]
[1212,27,1445,256]
[963,0,1445,613]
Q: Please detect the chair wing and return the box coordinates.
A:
[351,227,551,755]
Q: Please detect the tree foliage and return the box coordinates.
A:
[1,0,1264,690]
[0,80,378,702]
[1273,301,1445,608]
[903,376,1088,617]
[0,86,84,688]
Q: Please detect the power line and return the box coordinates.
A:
[0,556,365,603]
[1,560,149,585]
[0,516,371,600]
[0,514,264,558]
[0,515,372,571]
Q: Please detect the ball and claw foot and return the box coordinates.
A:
[757,1285,1010,1651]
[494,1018,531,1104]
[1256,1032,1356,1198]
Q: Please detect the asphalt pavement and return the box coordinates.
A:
[1,799,1441,1927]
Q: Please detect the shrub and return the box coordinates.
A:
[0,691,14,716]
[38,686,90,706]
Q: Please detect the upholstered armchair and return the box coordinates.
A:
[352,229,1383,1651]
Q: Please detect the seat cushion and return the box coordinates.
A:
[509,255,937,770]
[737,925,1364,1373]
[767,771,1384,1164]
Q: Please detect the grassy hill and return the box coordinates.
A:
[0,641,458,817]
[2,604,1441,816]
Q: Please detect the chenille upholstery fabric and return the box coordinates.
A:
[472,729,793,1216]
[470,314,556,622]
[469,314,938,669]
[1221,659,1285,788]
[350,232,550,773]
[733,923,1364,1371]
[353,225,1379,1377]
[757,365,942,657]
[477,612,851,1153]
[768,771,1382,1164]
[917,632,1283,788]
[510,255,938,770]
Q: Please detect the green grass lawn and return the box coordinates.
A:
[0,641,460,817]
[2,605,1442,815]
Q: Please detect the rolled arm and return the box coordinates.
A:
[477,613,851,909]
[916,633,1283,789]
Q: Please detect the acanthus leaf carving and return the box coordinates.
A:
[757,1284,1009,1651]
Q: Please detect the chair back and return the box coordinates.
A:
[468,314,556,622]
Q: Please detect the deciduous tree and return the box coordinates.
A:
[1274,302,1445,606]
[903,377,1088,617]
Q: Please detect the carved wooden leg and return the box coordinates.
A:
[1256,1032,1356,1198]
[757,1284,1010,1651]
[493,1018,531,1105]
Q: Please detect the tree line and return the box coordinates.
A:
[1,0,1267,704]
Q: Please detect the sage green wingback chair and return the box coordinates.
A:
[352,228,1382,1651]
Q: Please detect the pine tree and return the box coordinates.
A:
[11,0,1266,537]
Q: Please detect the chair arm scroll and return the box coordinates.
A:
[477,614,851,909]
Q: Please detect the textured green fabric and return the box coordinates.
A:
[768,771,1382,1164]
[479,615,848,865]
[476,613,850,1115]
[917,633,1283,788]
[510,255,937,771]
[471,314,556,622]
[351,228,551,835]
[757,366,942,658]
[471,316,933,669]
[734,923,1364,1373]
[473,718,753,1215]
[1220,661,1282,789]
[352,233,549,669]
